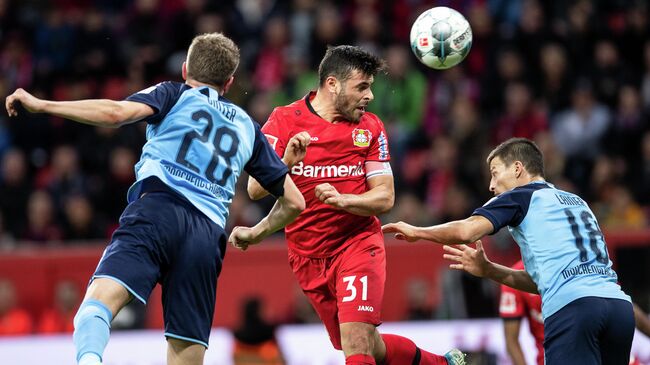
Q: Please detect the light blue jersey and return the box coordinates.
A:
[125,81,288,227]
[473,181,630,319]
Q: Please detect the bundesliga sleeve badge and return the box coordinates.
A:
[352,128,372,147]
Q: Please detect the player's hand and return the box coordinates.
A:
[381,221,420,242]
[442,240,490,277]
[5,88,45,117]
[314,183,346,209]
[282,131,311,168]
[228,226,262,251]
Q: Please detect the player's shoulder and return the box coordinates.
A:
[499,181,552,201]
[273,97,306,117]
[266,97,309,129]
[359,111,386,129]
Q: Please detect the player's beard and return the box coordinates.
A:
[334,90,364,123]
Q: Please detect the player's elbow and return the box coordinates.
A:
[456,224,479,244]
[104,103,129,128]
[247,179,266,200]
[377,189,395,215]
[285,193,306,218]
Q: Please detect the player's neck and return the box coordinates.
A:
[310,89,344,123]
[186,80,224,95]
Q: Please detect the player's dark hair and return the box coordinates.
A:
[487,138,545,178]
[318,45,386,86]
[186,33,240,87]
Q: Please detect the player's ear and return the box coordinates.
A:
[182,62,188,80]
[222,76,235,94]
[514,161,523,178]
[325,76,338,94]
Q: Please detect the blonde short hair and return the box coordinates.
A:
[186,33,240,87]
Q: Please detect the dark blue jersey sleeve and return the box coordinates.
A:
[245,122,289,197]
[125,81,188,124]
[472,188,535,233]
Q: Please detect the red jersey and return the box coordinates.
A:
[499,261,544,365]
[262,92,390,257]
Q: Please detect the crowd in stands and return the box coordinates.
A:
[0,0,649,333]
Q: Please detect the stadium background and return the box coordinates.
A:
[0,0,649,364]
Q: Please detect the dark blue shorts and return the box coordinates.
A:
[94,185,226,348]
[544,296,634,365]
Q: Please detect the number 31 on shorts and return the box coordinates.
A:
[342,275,368,302]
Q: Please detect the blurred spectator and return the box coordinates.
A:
[403,278,434,321]
[632,131,650,205]
[233,297,284,365]
[0,148,31,236]
[20,190,63,243]
[538,42,573,114]
[38,145,88,213]
[493,81,547,144]
[594,184,647,230]
[551,80,611,193]
[308,3,347,68]
[37,280,80,334]
[591,39,625,108]
[252,16,290,92]
[641,40,650,110]
[370,43,426,164]
[0,279,32,336]
[100,146,136,224]
[33,8,76,79]
[62,193,106,241]
[282,286,320,325]
[0,211,16,251]
[605,84,648,167]
[288,0,316,58]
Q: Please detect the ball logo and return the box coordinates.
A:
[352,129,372,147]
[418,37,429,47]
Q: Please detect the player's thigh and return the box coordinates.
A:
[334,236,386,327]
[167,337,206,365]
[544,297,602,365]
[600,299,634,365]
[161,207,226,348]
[92,194,173,307]
[288,250,342,349]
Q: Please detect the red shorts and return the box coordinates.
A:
[288,231,386,350]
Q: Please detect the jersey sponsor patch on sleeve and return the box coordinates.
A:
[265,134,279,149]
[377,131,389,160]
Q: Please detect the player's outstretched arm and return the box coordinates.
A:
[443,242,539,294]
[382,215,494,244]
[248,132,311,200]
[6,88,153,127]
[230,175,305,251]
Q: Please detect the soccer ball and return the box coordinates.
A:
[409,7,473,70]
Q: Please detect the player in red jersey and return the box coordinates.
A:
[240,46,465,365]
[499,261,544,365]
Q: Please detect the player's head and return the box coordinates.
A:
[183,33,240,92]
[486,138,545,195]
[318,45,385,122]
